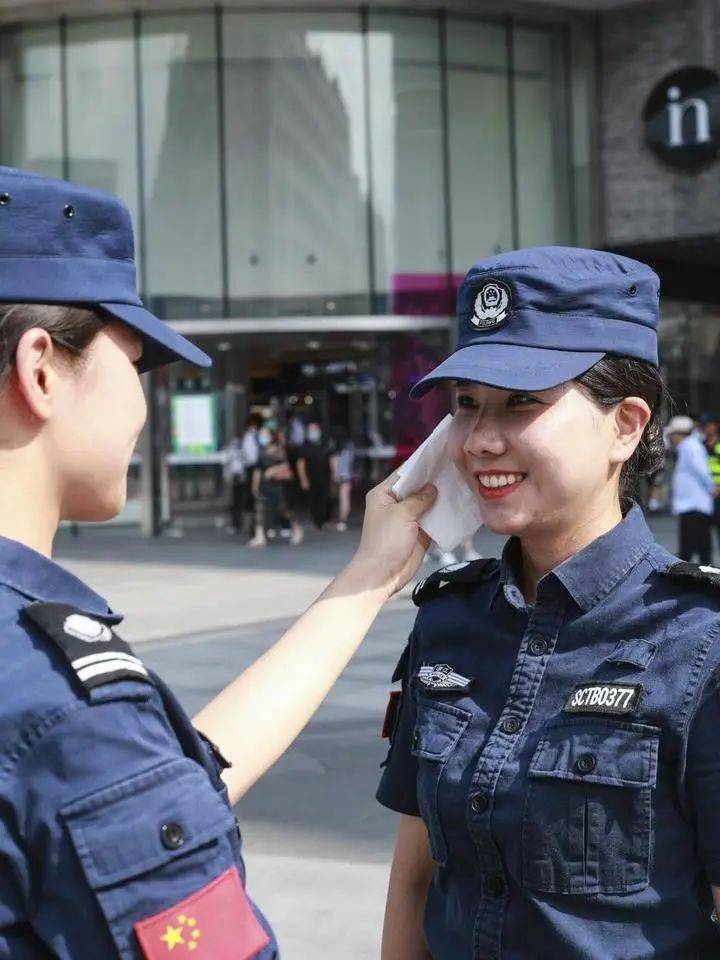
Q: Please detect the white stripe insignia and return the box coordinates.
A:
[76,659,149,683]
[418,663,472,690]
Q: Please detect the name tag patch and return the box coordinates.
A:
[563,682,643,716]
[418,663,472,691]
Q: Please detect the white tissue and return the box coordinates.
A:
[392,414,483,552]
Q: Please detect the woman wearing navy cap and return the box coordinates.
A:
[0,166,436,959]
[378,247,720,959]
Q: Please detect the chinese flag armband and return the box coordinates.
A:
[134,867,270,960]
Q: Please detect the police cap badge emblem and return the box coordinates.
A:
[469,279,512,331]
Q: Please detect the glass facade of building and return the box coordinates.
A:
[0,7,592,320]
[0,6,594,522]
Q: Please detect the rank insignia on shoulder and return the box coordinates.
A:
[412,557,498,606]
[418,663,473,691]
[662,561,720,591]
[23,602,152,693]
[563,681,643,717]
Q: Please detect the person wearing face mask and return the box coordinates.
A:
[296,421,334,530]
[0,166,438,959]
[249,426,302,547]
[377,247,720,960]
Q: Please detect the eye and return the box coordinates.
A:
[507,393,538,407]
[454,392,477,410]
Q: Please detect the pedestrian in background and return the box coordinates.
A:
[701,413,720,553]
[667,414,715,565]
[249,427,303,546]
[0,165,437,959]
[333,428,355,532]
[297,421,334,530]
[222,435,248,535]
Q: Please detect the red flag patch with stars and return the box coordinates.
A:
[134,867,270,960]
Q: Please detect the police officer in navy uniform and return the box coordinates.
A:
[377,247,720,959]
[0,166,437,958]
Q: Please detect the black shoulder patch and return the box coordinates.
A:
[661,561,720,592]
[23,602,153,694]
[412,558,499,606]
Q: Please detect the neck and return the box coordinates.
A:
[519,491,624,604]
[0,458,59,558]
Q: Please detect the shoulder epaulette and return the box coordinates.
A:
[23,602,154,695]
[412,558,499,606]
[661,561,720,593]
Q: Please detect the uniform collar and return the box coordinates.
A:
[493,503,655,614]
[0,534,121,622]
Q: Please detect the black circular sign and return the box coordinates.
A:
[644,67,720,170]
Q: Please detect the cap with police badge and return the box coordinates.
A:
[411,246,660,397]
[0,165,210,372]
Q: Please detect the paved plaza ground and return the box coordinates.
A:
[54,512,692,959]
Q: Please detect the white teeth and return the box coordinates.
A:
[478,473,525,489]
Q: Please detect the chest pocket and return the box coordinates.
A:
[411,697,472,866]
[522,719,660,896]
[60,757,271,959]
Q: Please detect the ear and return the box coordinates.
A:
[611,396,652,465]
[12,327,60,422]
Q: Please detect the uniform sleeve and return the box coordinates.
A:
[11,693,245,959]
[687,679,720,885]
[376,636,421,816]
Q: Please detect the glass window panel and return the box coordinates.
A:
[140,13,222,318]
[513,27,572,248]
[367,14,447,315]
[65,19,141,283]
[223,11,369,317]
[446,18,513,273]
[0,23,62,177]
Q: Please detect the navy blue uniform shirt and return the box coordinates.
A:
[0,535,278,959]
[378,505,720,959]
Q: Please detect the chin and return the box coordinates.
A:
[63,486,127,523]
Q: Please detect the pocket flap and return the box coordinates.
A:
[411,699,472,761]
[61,758,233,889]
[529,720,659,788]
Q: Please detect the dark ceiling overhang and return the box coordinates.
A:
[609,236,720,304]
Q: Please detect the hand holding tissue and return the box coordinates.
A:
[392,415,483,553]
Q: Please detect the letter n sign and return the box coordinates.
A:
[644,66,720,170]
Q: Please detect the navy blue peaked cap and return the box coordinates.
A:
[0,166,210,372]
[411,246,660,397]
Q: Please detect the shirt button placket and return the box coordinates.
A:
[467,597,566,960]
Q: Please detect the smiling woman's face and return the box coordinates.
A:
[447,380,621,539]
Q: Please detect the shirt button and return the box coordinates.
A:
[470,794,488,814]
[529,637,549,656]
[499,715,522,735]
[160,822,185,850]
[487,874,506,897]
[575,753,597,774]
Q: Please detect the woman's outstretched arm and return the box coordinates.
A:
[193,475,436,804]
[382,814,434,960]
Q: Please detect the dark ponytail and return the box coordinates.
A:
[574,356,670,502]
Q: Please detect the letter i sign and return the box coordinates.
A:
[134,868,270,959]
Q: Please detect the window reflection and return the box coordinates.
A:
[0,24,62,177]
[65,18,141,284]
[140,13,222,317]
[367,15,447,315]
[223,12,369,318]
[447,18,513,271]
[513,27,572,247]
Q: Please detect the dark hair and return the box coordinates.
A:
[574,356,669,502]
[0,303,106,392]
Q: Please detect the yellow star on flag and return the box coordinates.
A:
[160,924,185,951]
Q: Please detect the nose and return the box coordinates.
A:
[462,413,507,460]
